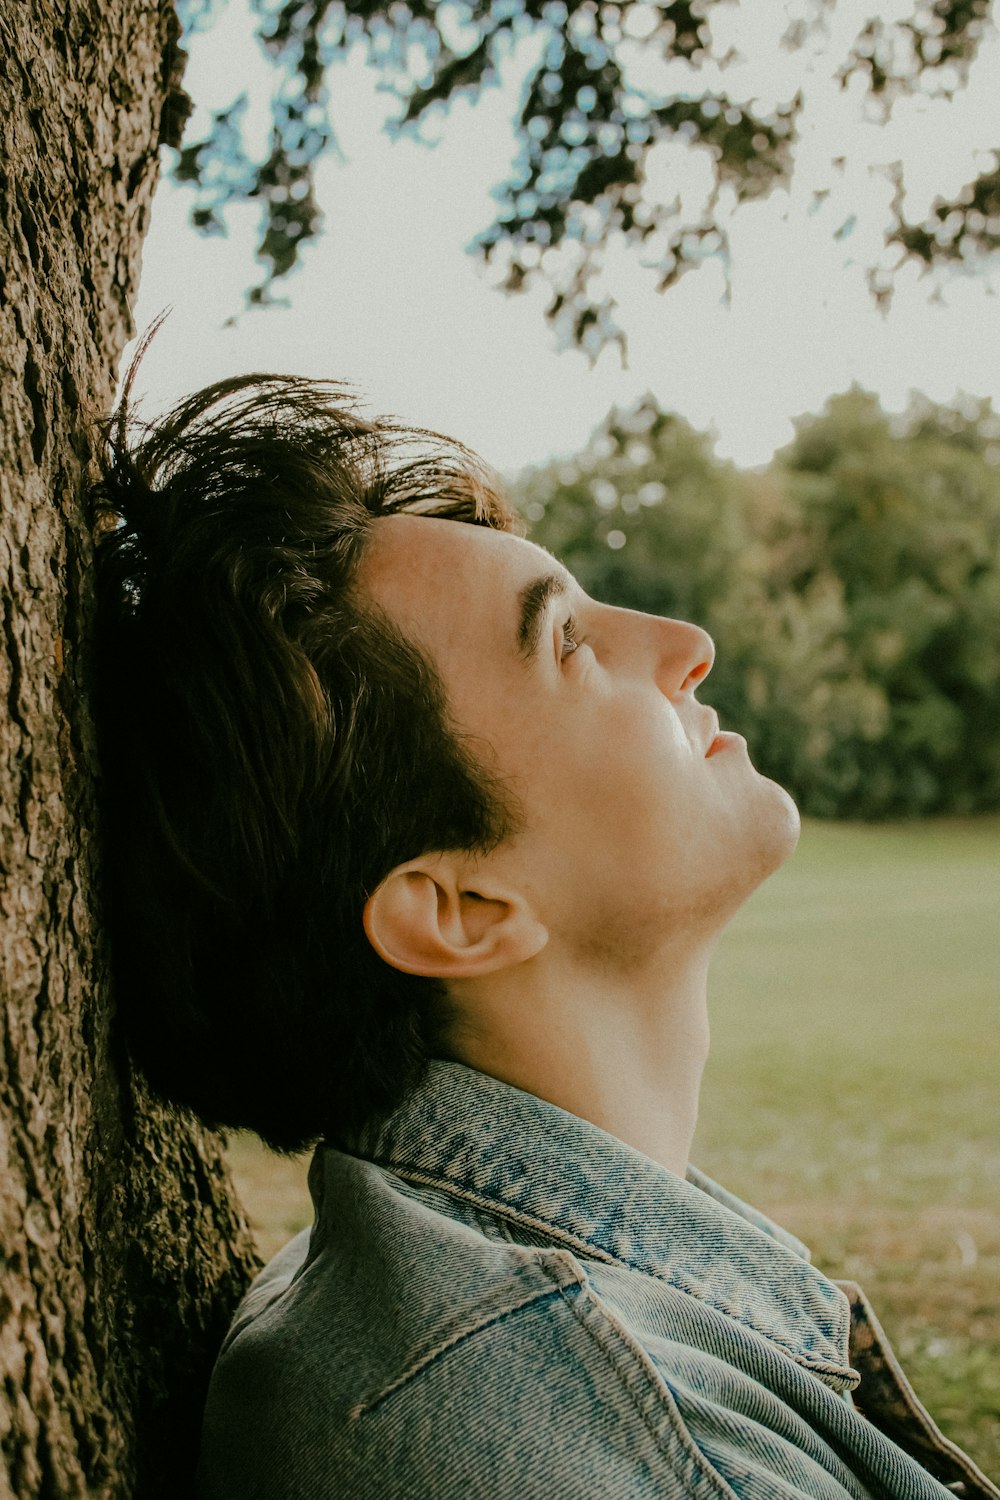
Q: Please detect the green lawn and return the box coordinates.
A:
[225,816,1000,1477]
[697,816,1000,1475]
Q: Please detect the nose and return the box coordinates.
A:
[652,616,715,698]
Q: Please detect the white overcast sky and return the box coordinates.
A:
[124,0,1000,474]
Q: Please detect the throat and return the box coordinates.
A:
[445,949,713,1178]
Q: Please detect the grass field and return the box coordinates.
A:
[225,816,1000,1476]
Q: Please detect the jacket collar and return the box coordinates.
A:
[348,1059,853,1380]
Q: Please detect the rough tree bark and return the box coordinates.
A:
[0,4,259,1496]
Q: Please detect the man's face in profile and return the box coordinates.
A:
[358,512,801,964]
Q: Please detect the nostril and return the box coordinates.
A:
[682,658,712,692]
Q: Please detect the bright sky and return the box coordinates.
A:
[124,0,1000,475]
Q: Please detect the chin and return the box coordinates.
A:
[696,780,802,933]
[753,775,801,876]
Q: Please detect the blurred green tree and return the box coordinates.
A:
[172,0,999,352]
[516,396,749,617]
[518,387,1000,816]
[767,389,1000,813]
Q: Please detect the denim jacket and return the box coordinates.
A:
[197,1061,998,1499]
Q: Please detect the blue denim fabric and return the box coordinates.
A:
[197,1061,998,1499]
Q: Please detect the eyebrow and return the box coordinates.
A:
[516,571,570,661]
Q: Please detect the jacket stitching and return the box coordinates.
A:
[554,1278,741,1499]
[366,1156,851,1380]
[353,1265,738,1499]
[350,1283,571,1421]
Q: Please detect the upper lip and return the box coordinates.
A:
[701,711,720,756]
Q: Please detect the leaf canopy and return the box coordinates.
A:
[172,0,1000,348]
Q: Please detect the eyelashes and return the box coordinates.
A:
[560,613,580,660]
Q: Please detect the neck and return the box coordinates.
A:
[445,937,714,1177]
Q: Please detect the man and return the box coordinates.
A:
[93,353,996,1499]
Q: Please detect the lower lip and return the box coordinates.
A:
[706,732,746,757]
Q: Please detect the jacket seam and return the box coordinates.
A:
[354,1263,739,1499]
[361,1155,851,1381]
[554,1277,741,1499]
[350,1282,572,1421]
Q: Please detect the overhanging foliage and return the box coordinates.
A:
[171,0,1000,351]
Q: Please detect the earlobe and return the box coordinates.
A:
[363,858,547,979]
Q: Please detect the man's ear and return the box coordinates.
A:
[363,855,548,979]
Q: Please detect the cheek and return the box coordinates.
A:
[533,725,695,874]
[493,685,698,864]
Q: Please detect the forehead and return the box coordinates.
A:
[356,512,561,654]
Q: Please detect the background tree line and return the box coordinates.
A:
[515,387,1000,817]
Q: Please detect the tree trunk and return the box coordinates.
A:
[0,4,259,1496]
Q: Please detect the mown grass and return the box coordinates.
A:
[697,815,1000,1476]
[225,816,1000,1478]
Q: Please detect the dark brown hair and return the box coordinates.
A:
[91,346,521,1152]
